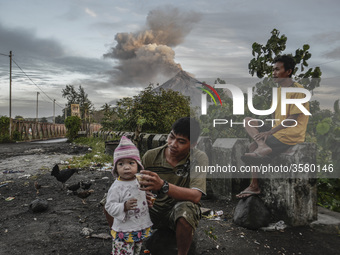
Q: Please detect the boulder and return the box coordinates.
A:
[29,199,49,213]
[233,196,271,230]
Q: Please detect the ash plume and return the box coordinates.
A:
[104,6,201,84]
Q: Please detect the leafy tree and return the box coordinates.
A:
[249,29,322,82]
[0,116,10,142]
[41,117,48,123]
[55,115,64,124]
[62,85,93,120]
[115,84,190,133]
[100,103,117,131]
[318,178,340,212]
[313,100,340,166]
[15,115,24,120]
[65,116,82,142]
[310,100,340,212]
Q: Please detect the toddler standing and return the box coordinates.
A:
[105,136,152,255]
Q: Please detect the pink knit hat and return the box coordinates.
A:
[113,136,143,175]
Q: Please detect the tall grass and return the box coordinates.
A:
[67,137,113,168]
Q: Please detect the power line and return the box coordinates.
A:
[11,58,65,109]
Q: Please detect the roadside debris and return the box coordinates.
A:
[0,181,14,184]
[18,174,31,179]
[202,208,224,220]
[90,233,111,240]
[3,170,25,174]
[260,220,287,231]
[90,162,113,172]
[80,227,94,237]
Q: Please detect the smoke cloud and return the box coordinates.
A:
[104,6,201,84]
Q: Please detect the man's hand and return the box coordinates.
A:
[253,131,272,141]
[140,170,202,204]
[124,198,137,211]
[253,114,299,142]
[139,170,164,192]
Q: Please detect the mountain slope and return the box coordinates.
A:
[153,70,202,108]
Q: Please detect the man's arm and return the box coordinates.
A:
[139,170,202,204]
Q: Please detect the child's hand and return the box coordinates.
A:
[145,191,156,208]
[124,198,137,211]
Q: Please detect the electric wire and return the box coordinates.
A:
[11,58,65,109]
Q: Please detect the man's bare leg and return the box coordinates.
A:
[176,217,193,255]
[236,172,260,198]
[236,118,271,198]
[244,117,272,157]
[236,142,261,198]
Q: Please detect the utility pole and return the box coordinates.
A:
[9,51,12,138]
[36,92,40,122]
[53,99,56,124]
[65,104,67,120]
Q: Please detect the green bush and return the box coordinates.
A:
[0,116,10,143]
[318,178,340,212]
[12,130,21,141]
[65,116,82,142]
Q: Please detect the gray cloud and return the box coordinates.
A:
[0,23,64,59]
[0,22,112,75]
[324,47,340,60]
[103,6,201,85]
[312,31,340,44]
[0,21,115,117]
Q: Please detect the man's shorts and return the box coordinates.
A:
[149,201,201,232]
[258,124,292,156]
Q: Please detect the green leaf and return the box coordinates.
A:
[316,122,330,135]
[303,44,310,51]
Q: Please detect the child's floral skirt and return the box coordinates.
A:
[111,227,152,255]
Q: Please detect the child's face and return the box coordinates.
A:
[116,158,138,181]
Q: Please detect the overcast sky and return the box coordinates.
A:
[0,0,339,118]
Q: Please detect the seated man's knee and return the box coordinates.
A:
[245,117,253,122]
[172,202,200,233]
[176,217,194,235]
[177,217,191,228]
[245,117,260,127]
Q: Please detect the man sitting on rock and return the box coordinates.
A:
[237,55,310,199]
[140,117,208,255]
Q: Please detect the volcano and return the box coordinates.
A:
[154,70,202,108]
